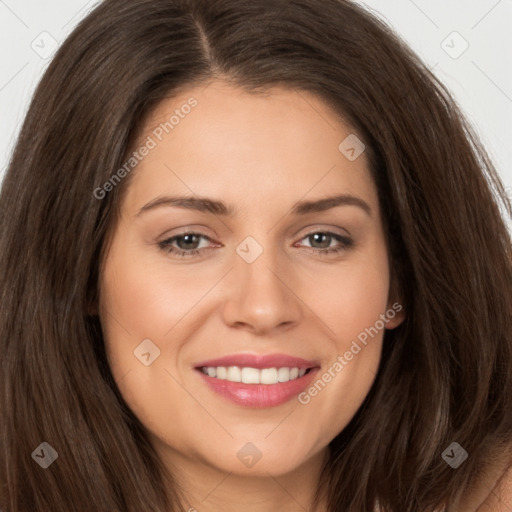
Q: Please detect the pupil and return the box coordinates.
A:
[178,234,199,249]
[311,233,330,248]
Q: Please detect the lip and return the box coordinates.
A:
[195,353,319,370]
[194,353,320,408]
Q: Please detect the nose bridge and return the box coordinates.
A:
[235,233,286,301]
[221,234,301,332]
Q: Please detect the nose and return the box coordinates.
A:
[220,244,303,335]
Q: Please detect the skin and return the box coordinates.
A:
[99,80,405,512]
[458,456,512,511]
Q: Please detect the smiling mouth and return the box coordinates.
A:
[194,353,320,407]
[198,366,312,384]
[196,364,319,408]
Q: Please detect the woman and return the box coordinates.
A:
[1,0,511,510]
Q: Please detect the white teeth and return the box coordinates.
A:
[241,367,260,384]
[277,367,290,382]
[227,366,242,382]
[216,366,227,379]
[261,368,278,384]
[201,366,307,384]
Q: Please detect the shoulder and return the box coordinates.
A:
[458,450,512,511]
[476,462,512,511]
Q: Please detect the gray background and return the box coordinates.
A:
[1,0,511,216]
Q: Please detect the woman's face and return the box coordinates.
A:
[99,80,404,479]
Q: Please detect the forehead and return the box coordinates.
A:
[123,80,378,213]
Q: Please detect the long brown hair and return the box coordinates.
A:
[1,0,511,510]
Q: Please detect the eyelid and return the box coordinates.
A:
[158,224,217,238]
[294,223,352,239]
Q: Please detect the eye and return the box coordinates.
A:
[296,231,353,255]
[158,233,215,257]
[158,230,353,259]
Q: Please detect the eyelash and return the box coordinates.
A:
[158,231,353,258]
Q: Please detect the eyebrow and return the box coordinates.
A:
[136,193,372,217]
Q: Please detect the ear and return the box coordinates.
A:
[385,273,405,329]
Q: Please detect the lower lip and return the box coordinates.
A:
[197,369,319,408]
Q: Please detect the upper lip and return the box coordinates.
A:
[194,353,320,370]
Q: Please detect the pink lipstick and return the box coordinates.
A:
[194,353,320,408]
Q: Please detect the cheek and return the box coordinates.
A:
[98,242,203,444]
[100,258,194,339]
[98,235,175,381]
[99,235,214,366]
[304,248,390,343]
[296,247,390,438]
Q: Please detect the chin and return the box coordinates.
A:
[194,437,324,478]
